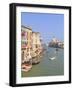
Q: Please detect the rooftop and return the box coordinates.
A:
[21,25,32,31]
[32,32,40,34]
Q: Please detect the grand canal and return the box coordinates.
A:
[21,46,64,77]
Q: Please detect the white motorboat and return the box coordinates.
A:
[49,57,56,60]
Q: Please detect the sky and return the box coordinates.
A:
[21,12,64,44]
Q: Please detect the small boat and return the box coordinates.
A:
[56,48,59,51]
[21,64,32,72]
[49,57,56,60]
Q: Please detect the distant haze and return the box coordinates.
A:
[21,12,64,44]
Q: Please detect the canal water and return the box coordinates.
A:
[21,46,64,77]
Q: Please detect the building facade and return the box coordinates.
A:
[32,32,42,50]
[21,25,32,62]
[21,25,42,65]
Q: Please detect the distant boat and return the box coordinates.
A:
[56,48,59,51]
[49,57,56,60]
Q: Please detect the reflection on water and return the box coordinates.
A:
[21,46,64,77]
